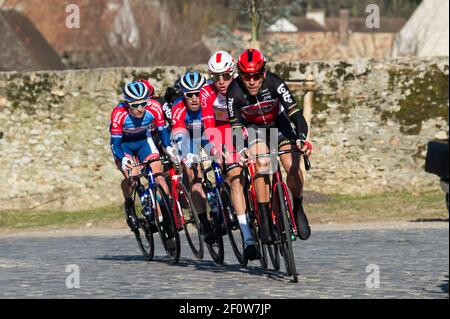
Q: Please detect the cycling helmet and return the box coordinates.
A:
[237,48,266,74]
[136,79,155,97]
[123,81,149,102]
[173,77,183,93]
[207,51,235,74]
[179,71,206,93]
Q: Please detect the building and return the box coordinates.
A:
[392,0,449,57]
[0,9,64,71]
[1,0,211,69]
[262,10,406,60]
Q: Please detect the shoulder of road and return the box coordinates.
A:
[0,221,447,238]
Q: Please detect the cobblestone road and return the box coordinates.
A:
[0,224,448,299]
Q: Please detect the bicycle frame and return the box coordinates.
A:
[166,160,186,231]
[128,158,163,221]
[197,158,226,218]
[271,164,297,237]
[245,148,307,240]
[243,162,260,226]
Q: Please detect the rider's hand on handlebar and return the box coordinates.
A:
[210,147,223,163]
[238,148,249,166]
[121,156,133,172]
[166,146,180,163]
[183,153,198,168]
[296,139,313,156]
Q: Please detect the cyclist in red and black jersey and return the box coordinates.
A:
[227,48,313,245]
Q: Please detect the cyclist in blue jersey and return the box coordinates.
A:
[170,71,221,243]
[110,81,175,231]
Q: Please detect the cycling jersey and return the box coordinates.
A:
[110,100,171,161]
[200,82,229,127]
[171,98,214,157]
[226,71,308,151]
[200,82,239,170]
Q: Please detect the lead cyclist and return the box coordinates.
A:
[226,48,313,247]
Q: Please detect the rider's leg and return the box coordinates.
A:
[279,143,311,240]
[248,141,273,244]
[115,156,139,231]
[150,159,170,195]
[183,163,214,242]
[226,166,254,246]
[141,137,171,195]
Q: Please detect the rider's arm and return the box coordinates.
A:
[226,82,248,154]
[272,74,309,139]
[147,100,172,149]
[110,107,127,160]
[200,87,216,132]
[170,101,190,157]
[200,87,218,155]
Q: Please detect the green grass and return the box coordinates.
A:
[0,204,124,232]
[0,190,447,233]
[306,190,448,224]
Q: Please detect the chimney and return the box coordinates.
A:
[339,9,350,46]
[306,9,326,27]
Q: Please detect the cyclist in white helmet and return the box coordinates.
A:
[200,51,258,260]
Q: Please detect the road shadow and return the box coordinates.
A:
[439,275,449,294]
[95,254,291,283]
[96,255,149,262]
[411,218,449,222]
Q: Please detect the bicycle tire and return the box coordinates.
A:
[267,243,280,271]
[255,228,268,269]
[274,182,298,283]
[206,230,224,265]
[219,182,246,266]
[132,190,155,261]
[205,192,225,265]
[176,183,204,259]
[153,183,180,264]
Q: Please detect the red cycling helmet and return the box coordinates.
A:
[237,48,266,74]
[136,79,155,97]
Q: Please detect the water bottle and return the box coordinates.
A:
[207,191,219,217]
[140,189,151,217]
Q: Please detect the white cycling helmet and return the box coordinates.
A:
[207,51,235,74]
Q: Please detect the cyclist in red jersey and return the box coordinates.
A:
[200,51,257,259]
[226,48,313,245]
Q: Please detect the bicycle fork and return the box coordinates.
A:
[169,166,185,230]
[272,170,297,241]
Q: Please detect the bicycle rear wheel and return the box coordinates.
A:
[219,183,246,266]
[176,183,204,259]
[153,183,180,264]
[273,182,298,283]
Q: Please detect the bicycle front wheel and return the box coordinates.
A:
[176,183,204,259]
[267,243,280,271]
[219,183,246,266]
[153,183,180,264]
[132,190,155,261]
[273,182,298,283]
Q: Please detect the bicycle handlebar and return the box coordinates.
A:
[246,149,311,171]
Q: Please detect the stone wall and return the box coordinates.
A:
[0,57,448,211]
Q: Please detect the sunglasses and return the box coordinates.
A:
[240,72,264,82]
[210,72,233,82]
[184,92,200,99]
[128,101,147,109]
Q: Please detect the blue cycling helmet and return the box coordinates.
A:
[179,71,206,93]
[123,81,149,102]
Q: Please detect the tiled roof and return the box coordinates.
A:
[325,17,406,33]
[0,10,65,71]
